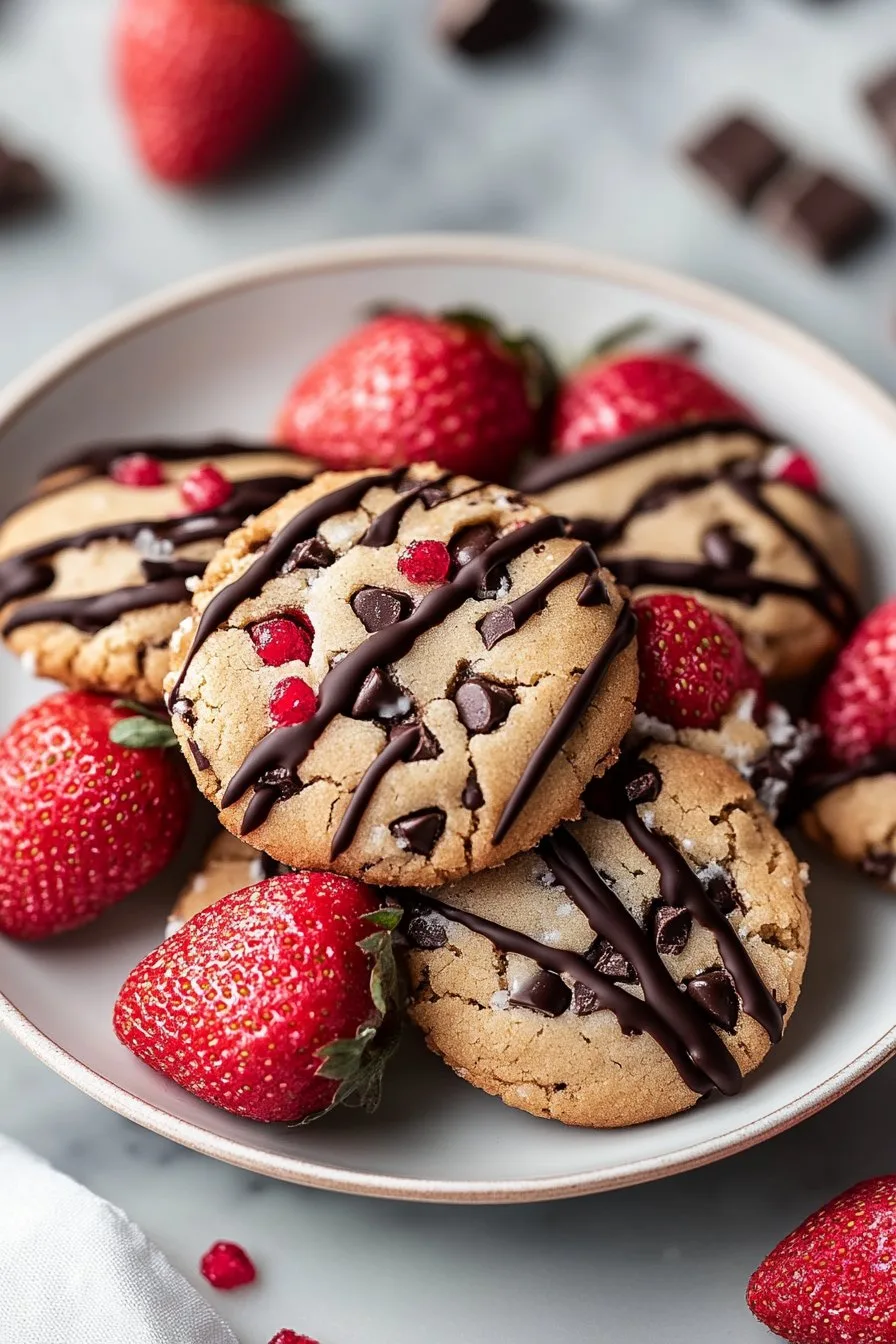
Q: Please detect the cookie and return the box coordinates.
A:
[798,751,896,888]
[520,421,861,681]
[166,464,639,886]
[166,831,287,938]
[631,689,817,821]
[403,742,810,1128]
[0,441,315,704]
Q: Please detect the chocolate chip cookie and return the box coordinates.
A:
[166,830,287,938]
[520,421,861,681]
[166,465,638,886]
[799,751,896,889]
[0,441,315,703]
[404,742,810,1127]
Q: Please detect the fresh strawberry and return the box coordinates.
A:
[815,597,896,764]
[634,593,763,730]
[114,873,403,1123]
[275,311,550,476]
[747,1176,896,1343]
[553,348,753,455]
[113,0,308,186]
[0,693,189,941]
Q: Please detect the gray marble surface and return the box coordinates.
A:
[3,1,896,1341]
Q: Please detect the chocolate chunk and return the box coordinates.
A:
[352,668,413,721]
[686,969,739,1032]
[653,904,692,956]
[280,536,335,573]
[405,908,448,950]
[702,523,755,572]
[571,982,600,1016]
[256,765,299,801]
[436,0,549,56]
[351,586,412,632]
[478,604,517,649]
[454,677,516,733]
[862,849,895,883]
[685,112,791,210]
[396,476,449,510]
[705,871,741,915]
[0,141,47,216]
[590,936,635,983]
[577,573,610,607]
[462,770,485,810]
[761,165,885,265]
[170,697,196,726]
[624,762,662,805]
[388,721,441,761]
[863,67,896,156]
[188,738,211,771]
[508,969,571,1017]
[390,808,446,857]
[449,523,508,599]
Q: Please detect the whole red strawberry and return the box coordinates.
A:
[554,348,753,455]
[747,1176,896,1343]
[634,593,763,730]
[114,0,308,185]
[815,597,896,764]
[0,692,189,941]
[114,873,403,1122]
[275,311,547,477]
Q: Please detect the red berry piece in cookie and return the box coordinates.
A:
[634,593,762,730]
[275,311,549,476]
[397,538,451,585]
[113,873,403,1122]
[110,452,164,487]
[0,691,189,941]
[763,445,821,493]
[180,462,233,513]
[200,1241,257,1291]
[747,1176,896,1344]
[553,347,752,456]
[815,597,896,764]
[250,614,313,666]
[269,676,317,726]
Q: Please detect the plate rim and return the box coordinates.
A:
[2,231,896,1204]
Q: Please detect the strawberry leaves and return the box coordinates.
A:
[110,700,178,749]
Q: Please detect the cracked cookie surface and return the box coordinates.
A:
[166,464,638,886]
[0,442,314,703]
[521,422,860,681]
[404,742,810,1128]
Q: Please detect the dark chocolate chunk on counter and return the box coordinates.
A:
[436,0,550,56]
[684,112,791,210]
[0,140,47,216]
[760,165,885,265]
[863,66,896,156]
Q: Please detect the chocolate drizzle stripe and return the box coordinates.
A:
[617,807,782,1042]
[223,511,570,834]
[169,471,405,704]
[480,543,601,649]
[519,418,773,493]
[361,474,453,546]
[793,748,896,813]
[409,892,713,1095]
[39,439,299,480]
[330,725,423,859]
[539,830,741,1093]
[491,601,637,845]
[4,579,194,635]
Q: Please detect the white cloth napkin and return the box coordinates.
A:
[0,1137,239,1344]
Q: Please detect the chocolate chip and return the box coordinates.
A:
[171,697,196,726]
[862,849,895,883]
[653,904,692,956]
[624,762,662,805]
[390,808,446,857]
[352,668,413,721]
[686,969,739,1032]
[462,770,485,810]
[508,970,571,1017]
[280,536,335,574]
[449,523,508,598]
[577,573,610,607]
[702,523,756,572]
[478,604,517,649]
[256,765,299,801]
[454,677,516,734]
[188,739,211,771]
[684,112,791,210]
[395,477,450,510]
[435,0,549,56]
[571,982,600,1016]
[863,67,896,157]
[705,871,741,915]
[760,165,885,266]
[590,936,635,983]
[388,721,441,761]
[351,586,412,633]
[405,908,448,950]
[0,142,47,216]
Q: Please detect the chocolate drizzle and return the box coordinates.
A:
[360,474,452,546]
[38,438,298,482]
[478,542,603,649]
[792,747,896,813]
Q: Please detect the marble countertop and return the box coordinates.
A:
[3,1,896,1340]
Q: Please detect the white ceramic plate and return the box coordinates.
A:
[1,234,895,1204]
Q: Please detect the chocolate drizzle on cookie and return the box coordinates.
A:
[521,418,858,636]
[408,751,784,1098]
[790,747,896,813]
